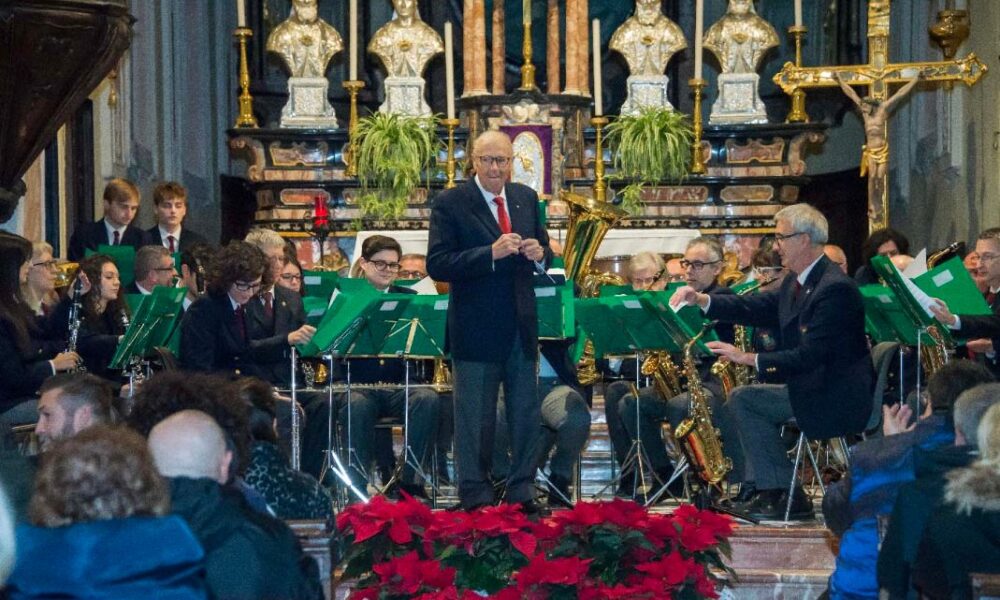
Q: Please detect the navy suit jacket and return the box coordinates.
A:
[427,180,551,362]
[145,226,210,253]
[706,255,873,439]
[956,293,1000,376]
[243,286,307,386]
[68,220,148,261]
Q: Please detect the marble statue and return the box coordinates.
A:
[704,0,779,123]
[369,0,443,116]
[609,0,687,114]
[267,0,342,128]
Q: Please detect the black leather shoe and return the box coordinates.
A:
[546,476,574,510]
[615,472,637,498]
[745,487,814,521]
[398,483,430,501]
[518,499,549,518]
[724,483,758,507]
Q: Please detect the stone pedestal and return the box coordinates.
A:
[379,76,432,117]
[280,77,338,129]
[620,75,675,115]
[710,73,768,124]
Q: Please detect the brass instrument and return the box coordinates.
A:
[927,241,964,269]
[561,190,628,386]
[674,323,732,486]
[641,351,684,399]
[431,358,451,392]
[716,251,746,288]
[53,261,80,289]
[922,323,950,376]
[711,278,770,397]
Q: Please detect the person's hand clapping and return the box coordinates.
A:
[492,233,522,260]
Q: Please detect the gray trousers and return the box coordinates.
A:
[493,381,592,483]
[722,383,793,490]
[603,381,638,471]
[453,335,540,507]
[621,384,747,484]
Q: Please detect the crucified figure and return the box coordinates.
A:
[835,72,922,225]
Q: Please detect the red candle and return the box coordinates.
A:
[312,195,329,228]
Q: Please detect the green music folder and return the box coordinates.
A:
[536,279,575,340]
[379,295,449,358]
[860,285,921,345]
[913,257,992,316]
[297,283,381,358]
[639,291,717,355]
[575,294,711,358]
[86,245,136,287]
[870,256,952,345]
[302,270,340,300]
[109,286,186,369]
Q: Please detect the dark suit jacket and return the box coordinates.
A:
[179,293,290,380]
[427,180,551,362]
[0,319,55,412]
[707,255,873,439]
[68,219,148,261]
[243,286,307,386]
[145,226,210,252]
[956,293,1000,376]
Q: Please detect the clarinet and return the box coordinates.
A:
[67,278,85,372]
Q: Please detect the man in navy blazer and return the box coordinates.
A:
[145,181,210,253]
[427,130,552,511]
[68,178,149,260]
[672,203,873,520]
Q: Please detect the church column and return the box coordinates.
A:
[463,0,488,96]
[492,3,505,94]
[563,0,579,93]
[546,0,560,93]
[577,0,590,96]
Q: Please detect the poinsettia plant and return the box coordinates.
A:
[336,495,734,599]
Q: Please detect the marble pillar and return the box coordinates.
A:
[546,0,560,93]
[492,4,505,94]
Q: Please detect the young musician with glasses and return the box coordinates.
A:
[126,245,177,295]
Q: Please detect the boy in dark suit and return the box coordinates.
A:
[146,181,209,253]
[68,178,148,260]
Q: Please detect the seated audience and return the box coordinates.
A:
[855,227,910,285]
[148,410,323,600]
[823,360,994,599]
[236,377,333,519]
[67,178,148,260]
[913,402,1000,598]
[5,425,208,599]
[146,181,209,253]
[126,245,176,295]
[877,382,1000,597]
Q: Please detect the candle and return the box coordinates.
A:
[236,0,246,28]
[523,0,531,26]
[794,0,803,28]
[694,0,704,79]
[349,0,358,80]
[592,19,602,115]
[445,22,456,119]
[313,196,329,228]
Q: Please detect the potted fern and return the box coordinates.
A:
[604,107,694,215]
[353,112,442,223]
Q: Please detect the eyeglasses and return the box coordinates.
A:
[154,267,176,273]
[368,260,401,272]
[630,270,664,288]
[476,155,511,168]
[233,280,263,292]
[280,273,302,282]
[774,231,807,243]
[979,252,1000,263]
[397,270,427,279]
[31,260,58,269]
[680,259,721,271]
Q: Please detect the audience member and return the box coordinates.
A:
[823,360,994,599]
[149,410,323,600]
[146,181,209,252]
[878,382,1000,597]
[236,377,333,519]
[67,178,148,260]
[5,425,207,598]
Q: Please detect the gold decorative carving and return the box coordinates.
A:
[266,0,343,78]
[704,0,778,75]
[229,137,267,182]
[609,0,686,77]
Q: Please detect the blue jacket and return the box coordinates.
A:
[6,515,207,599]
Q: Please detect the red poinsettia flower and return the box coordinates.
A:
[551,500,606,532]
[336,493,435,545]
[514,554,593,588]
[373,550,456,595]
[635,551,697,588]
[671,505,734,552]
[641,513,682,550]
[347,587,379,600]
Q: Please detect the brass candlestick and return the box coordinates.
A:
[689,78,706,175]
[786,25,809,123]
[591,116,609,202]
[441,117,460,189]
[343,80,364,177]
[234,27,258,128]
[519,13,537,90]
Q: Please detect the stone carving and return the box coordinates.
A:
[369,0,443,116]
[267,0,342,128]
[609,0,686,114]
[704,0,778,123]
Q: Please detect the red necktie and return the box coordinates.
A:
[112,230,120,246]
[234,305,247,341]
[167,235,176,253]
[494,196,512,234]
[794,280,802,300]
[988,291,997,306]
[263,291,274,321]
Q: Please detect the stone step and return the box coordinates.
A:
[720,524,836,600]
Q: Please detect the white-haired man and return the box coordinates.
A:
[671,203,873,520]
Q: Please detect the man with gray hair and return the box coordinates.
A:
[126,245,176,295]
[671,203,872,519]
[150,410,323,600]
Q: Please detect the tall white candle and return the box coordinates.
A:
[445,22,456,119]
[236,0,246,28]
[592,19,602,115]
[523,0,531,26]
[694,0,704,79]
[349,0,358,80]
[794,0,803,28]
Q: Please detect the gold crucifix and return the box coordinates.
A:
[773,0,987,232]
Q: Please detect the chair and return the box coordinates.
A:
[864,341,903,437]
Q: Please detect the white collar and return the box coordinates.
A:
[159,225,181,240]
[796,253,825,286]
[474,174,506,203]
[104,219,127,237]
[135,282,153,295]
[227,294,241,311]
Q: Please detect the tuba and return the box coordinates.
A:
[674,323,732,486]
[561,191,628,386]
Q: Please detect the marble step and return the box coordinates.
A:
[719,524,836,600]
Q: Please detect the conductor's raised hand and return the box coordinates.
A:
[519,238,545,262]
[492,233,522,260]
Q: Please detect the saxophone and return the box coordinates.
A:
[710,278,768,397]
[922,323,950,376]
[640,351,685,399]
[674,323,732,486]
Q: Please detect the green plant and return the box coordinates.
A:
[353,112,441,223]
[605,107,694,215]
